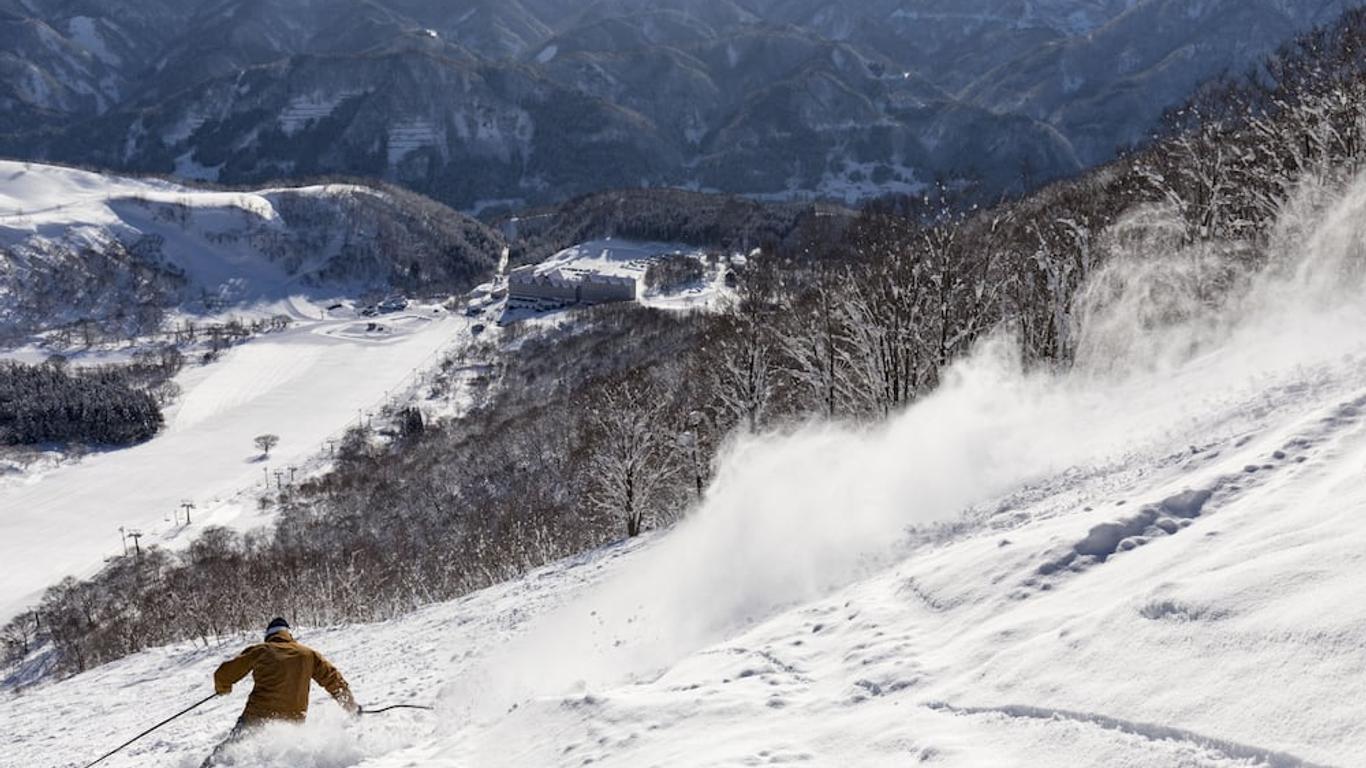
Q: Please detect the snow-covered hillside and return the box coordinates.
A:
[0,161,500,340]
[0,161,503,622]
[8,339,1364,766]
[0,302,477,622]
[9,166,1366,767]
[0,158,341,301]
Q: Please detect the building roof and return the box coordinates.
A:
[509,266,635,288]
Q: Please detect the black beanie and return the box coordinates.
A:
[265,617,290,639]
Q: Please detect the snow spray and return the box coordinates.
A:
[439,168,1366,724]
[188,707,422,768]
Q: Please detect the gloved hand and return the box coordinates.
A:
[339,690,361,717]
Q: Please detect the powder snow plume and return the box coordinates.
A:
[437,168,1366,724]
[176,708,420,768]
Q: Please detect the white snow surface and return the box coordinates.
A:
[11,170,1366,767]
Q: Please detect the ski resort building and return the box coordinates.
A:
[507,266,637,307]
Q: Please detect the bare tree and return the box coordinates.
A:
[675,409,712,502]
[779,278,845,419]
[0,610,39,664]
[837,249,927,418]
[710,315,774,433]
[254,433,280,458]
[586,380,679,538]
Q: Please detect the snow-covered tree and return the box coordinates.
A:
[710,315,774,433]
[675,409,712,501]
[779,278,845,419]
[586,380,679,538]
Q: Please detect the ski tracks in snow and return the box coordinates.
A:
[926,702,1333,768]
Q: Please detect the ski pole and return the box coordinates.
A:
[360,703,435,715]
[81,693,218,768]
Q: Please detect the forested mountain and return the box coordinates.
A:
[1,0,1358,208]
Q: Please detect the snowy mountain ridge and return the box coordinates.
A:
[3,0,1361,207]
[0,160,502,341]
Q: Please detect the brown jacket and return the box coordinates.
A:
[213,630,356,722]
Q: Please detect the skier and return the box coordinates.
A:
[200,617,359,767]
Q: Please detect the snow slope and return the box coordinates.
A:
[0,160,499,338]
[0,161,501,621]
[10,169,1366,767]
[0,158,322,336]
[0,307,473,622]
[0,159,345,295]
[8,342,1365,766]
